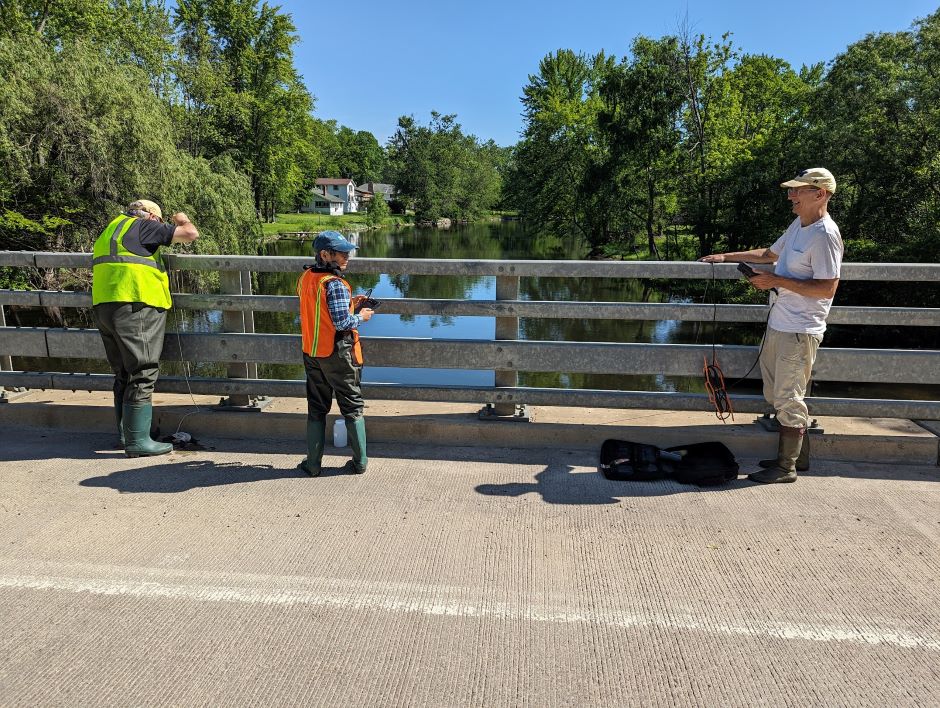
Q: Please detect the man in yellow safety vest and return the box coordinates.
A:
[92,199,199,457]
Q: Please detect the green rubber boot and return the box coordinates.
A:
[122,402,173,458]
[343,416,368,474]
[759,431,810,472]
[749,426,802,484]
[114,391,125,448]
[299,418,326,477]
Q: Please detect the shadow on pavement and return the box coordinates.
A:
[0,432,112,462]
[475,463,751,504]
[79,459,309,493]
[803,462,940,482]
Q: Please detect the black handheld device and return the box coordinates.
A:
[736,262,757,278]
[354,288,381,314]
[737,262,778,294]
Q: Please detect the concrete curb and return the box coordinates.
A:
[2,390,937,467]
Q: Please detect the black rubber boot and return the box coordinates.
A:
[123,402,173,458]
[298,419,326,477]
[749,427,802,483]
[759,431,810,471]
[344,416,368,474]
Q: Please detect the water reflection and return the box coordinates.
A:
[256,222,731,392]
[10,220,940,400]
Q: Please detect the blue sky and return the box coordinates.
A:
[285,0,938,147]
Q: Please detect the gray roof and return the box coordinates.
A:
[308,189,344,203]
[360,182,395,194]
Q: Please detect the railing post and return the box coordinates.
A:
[0,304,26,403]
[0,304,11,372]
[218,269,271,411]
[241,270,259,381]
[479,269,529,421]
[0,304,10,401]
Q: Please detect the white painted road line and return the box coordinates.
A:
[2,562,938,652]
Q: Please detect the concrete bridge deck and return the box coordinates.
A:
[0,393,938,706]
[1,388,938,463]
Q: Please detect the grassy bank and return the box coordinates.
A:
[260,210,518,238]
[261,212,413,238]
[600,230,700,262]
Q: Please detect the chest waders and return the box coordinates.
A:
[92,215,173,458]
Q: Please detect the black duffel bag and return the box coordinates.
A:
[599,439,738,487]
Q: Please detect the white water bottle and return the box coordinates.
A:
[333,419,347,447]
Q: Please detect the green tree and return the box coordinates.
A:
[673,31,739,257]
[364,192,390,227]
[304,119,341,178]
[174,0,315,219]
[911,10,940,262]
[0,34,257,289]
[804,27,924,256]
[387,112,500,222]
[507,49,615,253]
[336,127,386,184]
[598,36,685,258]
[708,54,815,252]
[0,0,175,94]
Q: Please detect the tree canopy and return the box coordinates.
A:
[2,0,938,275]
[506,10,940,261]
[0,0,394,290]
[387,112,501,222]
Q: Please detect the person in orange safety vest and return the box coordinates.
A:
[296,231,374,476]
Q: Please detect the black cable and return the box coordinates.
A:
[726,295,775,390]
[701,262,778,418]
[168,267,203,434]
[703,263,733,420]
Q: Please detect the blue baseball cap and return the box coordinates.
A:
[312,230,357,255]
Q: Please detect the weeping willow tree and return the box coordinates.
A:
[0,34,259,291]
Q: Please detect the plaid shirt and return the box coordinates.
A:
[325,278,361,331]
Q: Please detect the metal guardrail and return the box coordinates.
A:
[2,289,938,326]
[1,251,939,419]
[4,251,940,279]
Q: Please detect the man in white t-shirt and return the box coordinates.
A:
[700,168,844,483]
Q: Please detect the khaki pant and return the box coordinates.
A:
[759,327,822,429]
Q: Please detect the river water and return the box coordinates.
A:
[9,220,939,400]
[253,221,729,394]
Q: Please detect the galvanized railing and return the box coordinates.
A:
[1,252,939,419]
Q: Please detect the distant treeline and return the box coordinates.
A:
[0,0,396,277]
[503,12,940,262]
[0,0,506,275]
[1,1,938,276]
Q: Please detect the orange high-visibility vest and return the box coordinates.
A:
[297,269,363,364]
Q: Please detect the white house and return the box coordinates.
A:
[301,189,344,216]
[315,178,359,213]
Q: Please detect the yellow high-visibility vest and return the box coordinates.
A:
[92,215,172,309]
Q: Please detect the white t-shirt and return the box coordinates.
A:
[767,214,843,335]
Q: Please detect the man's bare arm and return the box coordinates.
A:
[170,212,199,244]
[699,248,777,264]
[749,273,839,299]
